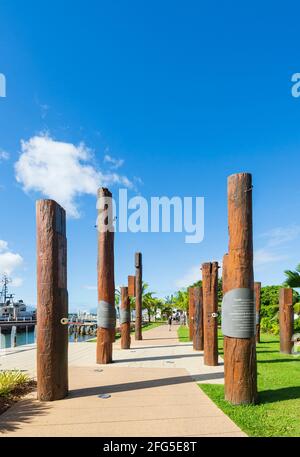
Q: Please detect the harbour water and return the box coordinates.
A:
[0,328,94,349]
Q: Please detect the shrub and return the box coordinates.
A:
[294,317,300,333]
[0,371,30,397]
[294,302,300,315]
[260,317,280,335]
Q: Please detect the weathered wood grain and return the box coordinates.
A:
[202,262,218,366]
[36,200,68,401]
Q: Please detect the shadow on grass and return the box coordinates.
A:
[258,358,300,364]
[259,386,300,404]
[258,340,280,344]
[256,350,282,354]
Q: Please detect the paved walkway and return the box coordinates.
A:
[0,324,246,437]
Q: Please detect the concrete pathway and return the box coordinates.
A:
[0,324,246,437]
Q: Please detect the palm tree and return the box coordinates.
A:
[141,282,157,323]
[284,264,300,288]
[173,289,188,312]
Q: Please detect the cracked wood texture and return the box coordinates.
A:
[121,286,131,349]
[202,262,218,365]
[254,281,261,343]
[279,288,294,354]
[223,173,257,404]
[188,287,195,341]
[36,200,68,401]
[135,253,143,340]
[193,286,204,351]
[97,188,115,364]
[128,275,136,297]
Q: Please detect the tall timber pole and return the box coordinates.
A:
[96,188,116,364]
[188,287,195,341]
[222,173,257,405]
[279,288,294,354]
[135,252,143,340]
[193,286,204,351]
[254,281,261,343]
[120,286,131,349]
[202,262,219,365]
[36,200,68,401]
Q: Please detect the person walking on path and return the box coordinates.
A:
[168,315,172,331]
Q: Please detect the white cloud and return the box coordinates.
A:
[175,265,201,289]
[0,240,8,251]
[0,150,9,161]
[15,134,134,218]
[104,154,124,169]
[83,285,97,291]
[260,225,300,247]
[0,240,23,276]
[254,248,288,267]
[11,277,23,288]
[175,257,223,290]
[254,224,300,270]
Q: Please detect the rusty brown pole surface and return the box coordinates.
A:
[36,200,68,401]
[120,286,131,349]
[202,262,218,365]
[279,288,294,354]
[193,286,204,351]
[135,252,143,340]
[96,188,115,364]
[223,173,257,405]
[254,282,261,343]
[128,275,136,298]
[188,287,195,341]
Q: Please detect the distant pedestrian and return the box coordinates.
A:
[168,315,172,331]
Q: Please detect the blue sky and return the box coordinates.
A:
[1,1,300,311]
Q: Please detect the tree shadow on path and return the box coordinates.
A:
[0,397,50,434]
[68,372,225,399]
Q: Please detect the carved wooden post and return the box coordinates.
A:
[36,200,68,401]
[193,286,204,351]
[135,253,142,340]
[188,287,195,341]
[202,262,218,365]
[254,282,261,343]
[120,286,131,349]
[222,173,257,405]
[128,275,136,298]
[279,288,294,354]
[96,188,116,364]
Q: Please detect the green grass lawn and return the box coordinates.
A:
[178,324,190,342]
[177,325,300,437]
[87,321,165,342]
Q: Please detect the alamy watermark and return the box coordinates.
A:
[96,189,204,244]
[291,73,300,98]
[0,73,6,98]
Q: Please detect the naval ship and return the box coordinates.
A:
[0,274,36,333]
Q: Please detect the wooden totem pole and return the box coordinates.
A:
[120,286,131,349]
[254,281,261,343]
[96,188,116,364]
[202,262,218,365]
[193,286,204,351]
[279,288,294,354]
[36,200,68,401]
[222,173,257,405]
[135,253,143,340]
[188,287,195,341]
